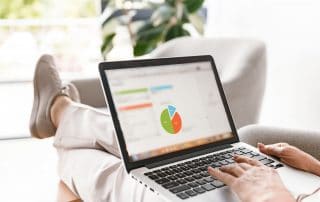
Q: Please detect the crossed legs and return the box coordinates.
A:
[30,55,162,202]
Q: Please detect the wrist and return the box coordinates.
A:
[265,190,294,202]
[249,189,294,202]
[309,160,320,176]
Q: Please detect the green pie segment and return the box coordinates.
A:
[160,106,182,134]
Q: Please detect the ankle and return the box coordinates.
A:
[50,96,72,128]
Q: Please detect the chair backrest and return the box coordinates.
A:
[150,37,267,128]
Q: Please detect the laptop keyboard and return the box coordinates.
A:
[144,147,283,200]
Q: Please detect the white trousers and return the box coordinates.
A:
[53,103,164,202]
[53,103,320,202]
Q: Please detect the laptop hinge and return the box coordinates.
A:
[146,144,232,169]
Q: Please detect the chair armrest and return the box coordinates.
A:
[239,125,320,160]
[71,78,106,108]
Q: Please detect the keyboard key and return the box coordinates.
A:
[194,187,206,194]
[202,183,216,191]
[253,155,266,161]
[199,166,208,172]
[185,189,197,197]
[211,162,221,167]
[163,181,179,189]
[211,180,225,188]
[161,167,169,171]
[183,171,193,176]
[188,182,199,188]
[144,172,152,176]
[275,164,284,169]
[200,172,209,178]
[219,160,229,165]
[196,179,207,185]
[241,148,252,154]
[172,168,180,173]
[176,192,189,200]
[165,171,173,175]
[192,168,201,173]
[235,151,244,155]
[170,185,190,193]
[243,153,254,158]
[148,175,159,180]
[226,159,235,164]
[168,175,178,180]
[189,164,197,169]
[260,158,274,165]
[204,177,214,182]
[185,176,195,182]
[154,169,162,174]
[193,174,202,179]
[176,173,186,178]
[177,179,188,184]
[250,151,259,156]
[155,178,169,184]
[157,172,166,177]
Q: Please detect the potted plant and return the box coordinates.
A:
[101,0,205,59]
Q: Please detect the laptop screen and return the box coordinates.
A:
[105,61,234,162]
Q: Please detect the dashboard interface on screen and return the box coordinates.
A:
[106,61,234,162]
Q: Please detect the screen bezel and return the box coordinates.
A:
[99,55,239,172]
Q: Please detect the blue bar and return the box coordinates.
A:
[150,84,173,92]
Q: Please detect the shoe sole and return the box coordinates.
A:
[29,63,43,138]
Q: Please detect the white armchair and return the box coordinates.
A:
[72,37,267,129]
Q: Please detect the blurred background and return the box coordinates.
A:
[1,0,320,201]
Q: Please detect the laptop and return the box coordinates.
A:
[99,55,319,201]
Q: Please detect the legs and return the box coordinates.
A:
[53,100,161,201]
[30,55,162,202]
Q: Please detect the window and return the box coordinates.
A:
[0,0,101,138]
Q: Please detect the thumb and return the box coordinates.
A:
[258,143,284,157]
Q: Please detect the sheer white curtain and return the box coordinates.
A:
[204,0,320,130]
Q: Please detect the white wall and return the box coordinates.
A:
[205,0,320,130]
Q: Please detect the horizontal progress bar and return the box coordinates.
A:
[115,88,148,95]
[150,84,173,92]
[118,102,152,111]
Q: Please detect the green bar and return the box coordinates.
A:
[115,88,148,95]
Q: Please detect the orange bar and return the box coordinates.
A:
[118,102,152,111]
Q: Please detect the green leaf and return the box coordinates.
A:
[134,40,157,56]
[101,32,116,57]
[165,0,176,6]
[164,23,190,41]
[136,23,165,41]
[184,0,204,13]
[136,22,154,35]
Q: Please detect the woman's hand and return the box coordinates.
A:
[208,155,294,202]
[258,143,320,176]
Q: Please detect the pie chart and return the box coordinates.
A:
[160,105,182,134]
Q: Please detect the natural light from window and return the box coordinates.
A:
[0,0,101,138]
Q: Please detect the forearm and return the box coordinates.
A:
[259,190,295,202]
[309,159,320,176]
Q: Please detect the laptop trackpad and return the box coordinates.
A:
[194,186,239,202]
[278,166,320,198]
